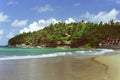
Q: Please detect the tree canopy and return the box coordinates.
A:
[8,20,120,48]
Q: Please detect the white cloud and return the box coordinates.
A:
[11,19,28,27]
[83,8,119,23]
[73,3,80,7]
[0,29,4,39]
[20,18,76,33]
[20,18,60,33]
[65,18,75,24]
[106,0,120,4]
[7,1,17,5]
[32,4,54,13]
[6,32,14,39]
[0,12,9,22]
[116,0,120,4]
[109,0,120,4]
[0,30,4,35]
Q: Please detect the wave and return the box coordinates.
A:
[75,49,114,55]
[0,52,72,60]
[0,49,116,61]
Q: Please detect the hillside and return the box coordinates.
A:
[8,20,120,48]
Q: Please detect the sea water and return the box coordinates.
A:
[0,47,115,60]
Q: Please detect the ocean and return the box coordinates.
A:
[0,47,115,60]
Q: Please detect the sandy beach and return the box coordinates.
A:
[0,54,119,80]
[95,54,120,80]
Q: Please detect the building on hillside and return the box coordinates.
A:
[99,37,120,49]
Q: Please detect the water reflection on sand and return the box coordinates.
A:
[0,56,108,80]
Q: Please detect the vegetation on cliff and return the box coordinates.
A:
[8,20,120,48]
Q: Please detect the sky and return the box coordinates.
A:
[0,0,120,45]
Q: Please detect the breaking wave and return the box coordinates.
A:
[0,49,116,60]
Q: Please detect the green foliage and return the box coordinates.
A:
[8,21,120,48]
[84,43,92,49]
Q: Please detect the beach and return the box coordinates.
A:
[0,53,119,80]
[95,54,120,80]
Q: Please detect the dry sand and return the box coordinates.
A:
[95,54,120,80]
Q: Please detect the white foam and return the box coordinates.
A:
[0,52,72,60]
[97,49,114,54]
[0,49,115,60]
[0,54,56,61]
[75,49,114,55]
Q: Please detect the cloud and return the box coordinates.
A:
[83,8,119,23]
[7,1,17,5]
[20,18,59,33]
[32,4,54,13]
[107,0,120,4]
[6,32,14,39]
[0,29,4,39]
[73,3,80,7]
[20,18,75,33]
[0,12,9,22]
[0,30,4,35]
[11,19,28,27]
[65,18,75,24]
[109,0,120,4]
[115,0,120,4]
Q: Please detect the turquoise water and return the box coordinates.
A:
[0,47,80,56]
[0,47,116,60]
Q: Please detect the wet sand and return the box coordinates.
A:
[0,54,119,80]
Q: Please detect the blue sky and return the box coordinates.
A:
[0,0,120,45]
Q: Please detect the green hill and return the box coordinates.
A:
[8,20,120,48]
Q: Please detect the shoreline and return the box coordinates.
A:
[0,47,119,80]
[0,55,107,80]
[0,48,115,61]
[0,53,119,80]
